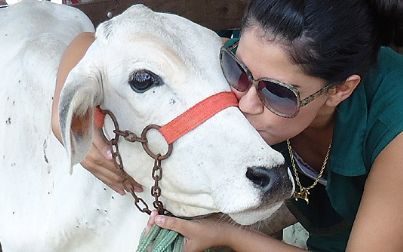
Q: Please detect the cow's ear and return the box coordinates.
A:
[59,52,103,172]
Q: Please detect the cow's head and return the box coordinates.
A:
[59,4,294,225]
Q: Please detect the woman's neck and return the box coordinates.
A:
[308,106,336,130]
[290,107,336,171]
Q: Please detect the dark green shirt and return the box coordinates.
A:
[224,39,403,251]
[285,47,403,252]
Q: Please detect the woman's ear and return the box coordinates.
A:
[326,74,361,107]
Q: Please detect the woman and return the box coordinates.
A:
[52,0,403,251]
[146,0,403,251]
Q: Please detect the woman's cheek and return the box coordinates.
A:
[231,87,245,100]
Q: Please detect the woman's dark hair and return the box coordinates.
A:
[241,0,403,84]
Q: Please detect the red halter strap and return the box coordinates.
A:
[94,91,239,144]
[159,91,238,144]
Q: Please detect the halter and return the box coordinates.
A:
[96,91,238,215]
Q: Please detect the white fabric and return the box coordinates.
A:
[293,151,327,186]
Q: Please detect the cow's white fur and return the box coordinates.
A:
[0,1,294,251]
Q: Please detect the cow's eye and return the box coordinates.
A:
[128,70,160,93]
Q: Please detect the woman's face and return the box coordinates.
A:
[235,27,331,145]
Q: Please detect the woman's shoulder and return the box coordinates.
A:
[378,47,403,74]
[360,47,403,165]
[362,47,403,100]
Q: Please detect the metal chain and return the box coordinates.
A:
[151,157,164,213]
[101,109,172,215]
[287,139,331,204]
[109,128,152,214]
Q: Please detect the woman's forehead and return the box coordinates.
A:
[237,33,301,82]
[237,29,326,91]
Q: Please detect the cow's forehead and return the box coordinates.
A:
[91,4,223,91]
[95,4,220,57]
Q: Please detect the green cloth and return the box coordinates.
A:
[224,39,403,251]
[137,225,184,252]
[137,225,211,252]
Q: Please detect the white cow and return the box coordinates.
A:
[0,1,294,251]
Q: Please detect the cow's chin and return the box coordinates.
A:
[228,202,283,225]
[169,202,283,226]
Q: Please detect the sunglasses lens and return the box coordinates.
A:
[257,81,298,117]
[220,50,251,92]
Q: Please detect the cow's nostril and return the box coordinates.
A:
[246,167,271,188]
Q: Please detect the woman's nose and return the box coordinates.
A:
[235,85,264,115]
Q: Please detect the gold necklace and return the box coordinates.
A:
[287,139,332,204]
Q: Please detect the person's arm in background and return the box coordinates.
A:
[346,132,403,251]
[51,32,143,195]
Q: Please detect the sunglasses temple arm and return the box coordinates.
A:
[300,84,333,107]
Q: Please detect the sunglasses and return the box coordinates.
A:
[219,42,333,118]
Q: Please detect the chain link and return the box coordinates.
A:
[115,129,147,143]
[131,191,152,215]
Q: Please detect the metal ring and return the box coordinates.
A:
[98,108,121,144]
[141,124,173,160]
